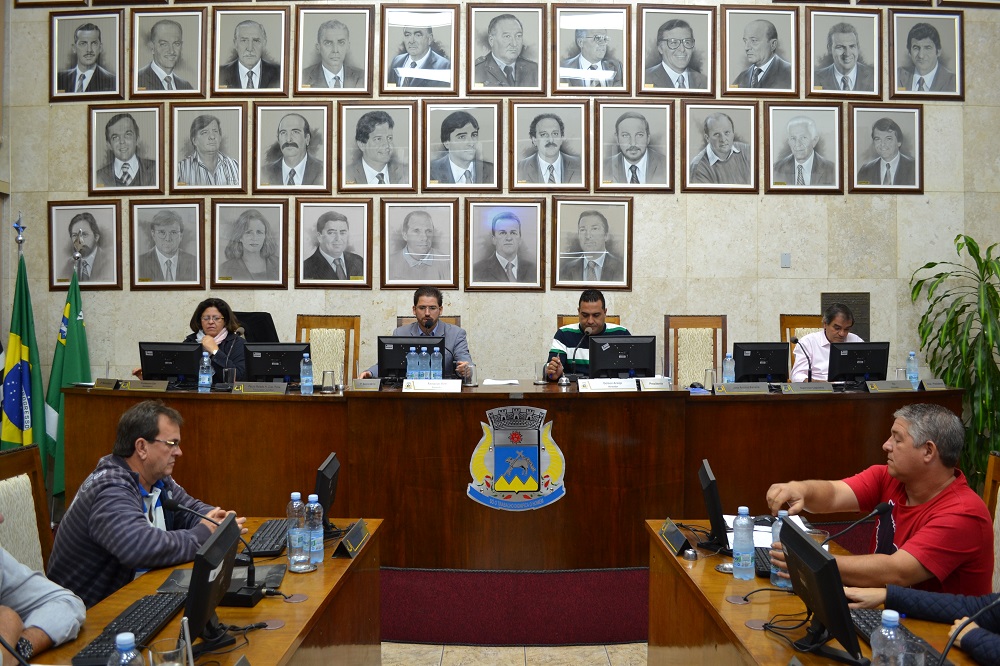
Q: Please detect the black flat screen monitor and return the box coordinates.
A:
[186,512,239,658]
[315,452,341,537]
[244,342,310,383]
[697,459,732,556]
[139,342,202,383]
[828,342,890,383]
[376,336,445,380]
[733,342,789,382]
[588,335,656,379]
[780,518,866,665]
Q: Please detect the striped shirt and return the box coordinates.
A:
[176,152,241,187]
[548,322,630,377]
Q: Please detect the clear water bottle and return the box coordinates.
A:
[300,353,314,394]
[770,510,792,588]
[431,347,443,380]
[870,610,905,665]
[406,347,418,379]
[722,353,735,384]
[286,492,314,573]
[305,493,325,565]
[106,632,144,666]
[418,347,430,379]
[732,506,754,580]
[906,351,920,390]
[198,352,212,393]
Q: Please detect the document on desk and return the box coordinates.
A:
[723,514,809,548]
[482,379,519,385]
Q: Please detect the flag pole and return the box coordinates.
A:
[12,212,25,256]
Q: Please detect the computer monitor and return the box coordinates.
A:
[588,335,657,379]
[828,342,890,383]
[375,336,445,380]
[244,342,310,383]
[315,452,341,538]
[138,342,203,383]
[733,342,790,383]
[186,512,239,658]
[780,518,866,666]
[697,459,732,556]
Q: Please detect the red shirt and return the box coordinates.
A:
[842,465,994,595]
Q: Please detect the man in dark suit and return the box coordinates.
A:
[560,29,623,88]
[732,19,792,90]
[62,212,112,282]
[57,23,116,94]
[300,19,365,89]
[344,110,408,186]
[137,210,197,282]
[135,19,194,92]
[95,113,157,188]
[644,19,708,90]
[472,211,536,283]
[302,211,364,280]
[602,111,668,185]
[897,23,956,93]
[812,22,875,93]
[261,113,323,187]
[217,20,281,90]
[428,111,494,185]
[856,117,916,186]
[386,26,451,88]
[559,211,625,283]
[772,116,836,187]
[472,14,539,88]
[515,113,582,185]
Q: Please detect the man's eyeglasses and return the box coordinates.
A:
[154,230,181,239]
[660,38,695,50]
[150,438,181,448]
[201,315,225,323]
[583,34,611,44]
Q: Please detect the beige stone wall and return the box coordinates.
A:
[2,1,999,383]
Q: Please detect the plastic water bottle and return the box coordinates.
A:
[418,347,430,379]
[770,510,792,588]
[198,352,212,393]
[406,347,418,379]
[431,347,443,380]
[732,506,754,580]
[906,351,920,390]
[870,610,906,665]
[286,492,314,573]
[305,493,325,565]
[300,353,314,395]
[722,353,736,384]
[106,632,143,666]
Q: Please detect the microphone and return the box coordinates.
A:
[0,636,30,666]
[791,336,813,382]
[937,595,1000,666]
[821,502,892,547]
[569,326,595,377]
[161,497,264,607]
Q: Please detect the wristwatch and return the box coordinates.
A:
[15,637,33,660]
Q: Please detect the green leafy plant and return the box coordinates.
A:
[910,234,1000,488]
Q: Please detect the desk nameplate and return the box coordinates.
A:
[333,519,370,559]
[921,378,948,391]
[781,382,834,394]
[352,378,381,391]
[578,378,638,392]
[232,382,287,395]
[402,379,462,393]
[119,380,168,392]
[93,378,119,390]
[640,378,672,391]
[712,382,769,395]
[866,380,916,393]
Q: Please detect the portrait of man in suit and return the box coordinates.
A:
[386,25,451,88]
[94,112,158,190]
[645,19,708,91]
[560,28,623,88]
[688,110,754,187]
[61,212,113,283]
[302,211,365,281]
[387,210,450,283]
[137,209,197,283]
[896,22,956,94]
[559,210,625,284]
[344,109,409,187]
[856,117,916,187]
[813,22,875,93]
[731,18,793,91]
[428,110,495,187]
[472,211,537,284]
[473,13,539,89]
[136,19,194,92]
[602,111,668,186]
[771,115,836,188]
[260,112,324,188]
[300,19,365,90]
[217,19,281,90]
[515,112,582,185]
[175,112,242,189]
[56,22,117,95]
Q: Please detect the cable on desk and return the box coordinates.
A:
[742,587,797,602]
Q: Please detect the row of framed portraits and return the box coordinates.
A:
[87,99,925,196]
[50,5,965,102]
[47,197,634,293]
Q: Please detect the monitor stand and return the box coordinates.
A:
[792,619,870,666]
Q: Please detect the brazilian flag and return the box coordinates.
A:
[2,255,46,452]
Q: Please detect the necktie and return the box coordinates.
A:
[334,258,347,280]
[246,71,255,89]
[749,66,760,88]
[504,261,515,282]
[164,75,174,91]
[917,77,926,92]
[462,170,472,184]
[504,65,515,86]
[401,61,416,87]
[841,75,850,91]
[120,163,132,186]
[333,75,342,88]
[796,165,804,186]
[376,173,385,184]
[287,169,296,186]
[677,73,686,89]
[589,64,600,88]
[546,164,555,184]
[80,261,91,281]
[629,165,639,184]
[586,260,598,282]
[883,163,891,186]
[76,73,85,92]
[164,259,174,281]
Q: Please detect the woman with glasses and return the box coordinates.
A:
[184,297,246,382]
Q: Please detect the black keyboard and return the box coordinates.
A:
[245,518,291,557]
[850,607,953,665]
[72,592,186,665]
[755,546,773,578]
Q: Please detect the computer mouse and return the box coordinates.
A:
[754,515,775,527]
[234,552,253,567]
[690,382,705,389]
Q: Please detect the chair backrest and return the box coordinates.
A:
[234,311,279,343]
[555,314,621,329]
[295,315,361,380]
[663,315,728,389]
[0,445,52,571]
[780,314,823,368]
[396,315,462,328]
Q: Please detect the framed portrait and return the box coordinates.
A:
[637,5,716,97]
[130,200,205,290]
[681,101,758,192]
[510,100,589,192]
[212,7,290,96]
[806,9,881,99]
[465,199,545,291]
[765,103,843,194]
[380,6,459,96]
[849,104,923,193]
[50,10,123,101]
[466,4,546,95]
[339,102,416,192]
[423,101,502,191]
[551,197,632,290]
[553,5,631,95]
[381,199,458,289]
[296,199,373,289]
[131,9,205,98]
[48,200,121,291]
[254,103,331,192]
[295,7,373,96]
[18,0,87,9]
[171,102,246,194]
[89,103,163,195]
[211,199,288,288]
[722,6,799,97]
[596,101,673,192]
[890,10,964,100]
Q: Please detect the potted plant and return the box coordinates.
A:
[910,234,1000,489]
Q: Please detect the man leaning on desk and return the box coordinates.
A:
[47,400,247,608]
[790,302,863,382]
[545,289,630,381]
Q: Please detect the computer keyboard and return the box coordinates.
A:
[754,546,773,578]
[245,518,291,557]
[850,607,953,665]
[71,592,186,665]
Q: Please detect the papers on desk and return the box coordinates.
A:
[723,514,809,549]
[482,379,520,385]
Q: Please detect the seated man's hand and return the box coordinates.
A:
[950,618,978,647]
[768,541,790,579]
[131,367,143,379]
[0,606,25,653]
[766,482,806,515]
[200,506,229,532]
[844,586,887,609]
[226,511,248,535]
[360,370,373,379]
[546,357,563,381]
[455,361,470,379]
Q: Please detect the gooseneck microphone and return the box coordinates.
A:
[569,326,595,376]
[790,336,813,382]
[820,502,892,547]
[937,594,1000,666]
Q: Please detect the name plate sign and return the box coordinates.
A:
[402,379,463,393]
[659,518,693,556]
[119,380,168,392]
[333,519,371,559]
[232,382,287,395]
[578,378,638,392]
[921,378,948,390]
[866,380,916,393]
[781,382,834,394]
[352,378,382,391]
[712,382,769,395]
[639,377,672,391]
[93,378,119,390]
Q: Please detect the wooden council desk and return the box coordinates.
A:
[36,518,382,666]
[645,520,975,665]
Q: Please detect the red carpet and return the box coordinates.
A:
[381,568,648,645]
